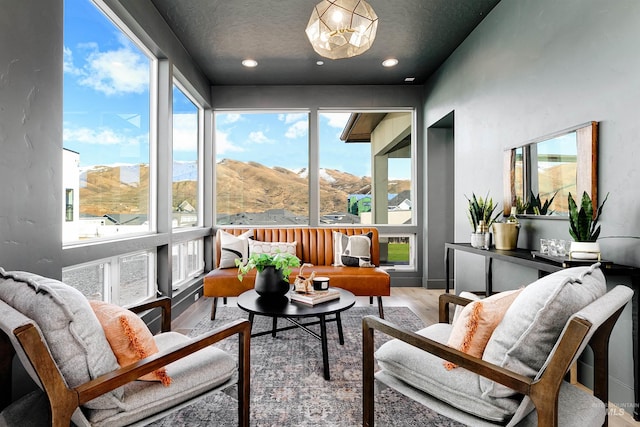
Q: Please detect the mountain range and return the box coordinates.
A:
[79,159,411,217]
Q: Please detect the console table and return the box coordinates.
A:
[444,242,640,420]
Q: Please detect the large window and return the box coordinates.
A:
[172,82,200,228]
[172,239,204,291]
[319,111,413,225]
[215,112,310,225]
[63,0,153,242]
[62,250,156,306]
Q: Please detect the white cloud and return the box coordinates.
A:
[248,131,272,144]
[65,37,149,96]
[279,113,307,124]
[173,113,198,151]
[64,127,126,145]
[215,129,244,155]
[285,120,308,139]
[324,113,351,129]
[220,113,241,124]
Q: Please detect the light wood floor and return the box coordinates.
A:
[173,287,638,426]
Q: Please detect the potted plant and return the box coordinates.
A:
[466,193,501,249]
[567,191,609,259]
[236,252,301,297]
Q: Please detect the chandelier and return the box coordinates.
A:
[305,0,379,60]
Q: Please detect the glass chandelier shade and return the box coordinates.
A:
[305,0,378,60]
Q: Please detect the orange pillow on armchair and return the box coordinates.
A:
[89,300,171,386]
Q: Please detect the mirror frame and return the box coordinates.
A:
[503,121,598,217]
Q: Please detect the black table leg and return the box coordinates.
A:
[272,317,277,338]
[320,315,330,380]
[336,313,344,345]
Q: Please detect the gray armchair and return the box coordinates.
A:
[0,269,250,426]
[363,265,633,427]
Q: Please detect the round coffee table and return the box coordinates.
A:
[237,287,355,380]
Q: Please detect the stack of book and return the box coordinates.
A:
[289,288,340,306]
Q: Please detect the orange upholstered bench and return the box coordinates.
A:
[203,227,390,320]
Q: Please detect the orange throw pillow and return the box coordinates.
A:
[89,300,171,386]
[444,289,522,370]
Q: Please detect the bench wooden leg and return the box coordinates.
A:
[377,296,384,319]
[210,297,218,320]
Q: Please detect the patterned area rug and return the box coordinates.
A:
[150,305,464,426]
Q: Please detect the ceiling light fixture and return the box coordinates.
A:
[305,0,378,60]
[382,58,398,67]
[241,59,258,68]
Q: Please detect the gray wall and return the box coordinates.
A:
[423,0,640,411]
[0,0,63,279]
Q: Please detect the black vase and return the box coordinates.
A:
[254,266,290,297]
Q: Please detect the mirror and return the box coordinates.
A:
[503,121,598,217]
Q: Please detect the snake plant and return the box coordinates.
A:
[568,191,609,242]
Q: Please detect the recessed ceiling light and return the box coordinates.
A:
[316,60,324,66]
[405,77,415,82]
[382,58,399,67]
[242,59,258,68]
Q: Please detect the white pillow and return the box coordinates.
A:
[333,231,374,267]
[249,239,297,257]
[218,230,253,268]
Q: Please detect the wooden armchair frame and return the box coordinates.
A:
[363,292,626,427]
[0,297,251,427]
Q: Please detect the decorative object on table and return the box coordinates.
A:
[305,0,378,60]
[492,206,520,250]
[293,263,316,294]
[236,251,301,297]
[568,191,609,260]
[466,192,501,249]
[289,288,340,306]
[313,276,330,291]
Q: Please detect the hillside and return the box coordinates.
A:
[79,159,411,217]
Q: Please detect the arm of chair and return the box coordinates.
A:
[14,318,251,427]
[438,293,476,323]
[362,315,592,427]
[127,297,172,333]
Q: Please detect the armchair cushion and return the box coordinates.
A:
[89,300,171,386]
[481,264,606,397]
[0,268,124,410]
[375,323,521,422]
[83,331,237,427]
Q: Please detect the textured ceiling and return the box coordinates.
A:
[149,0,500,86]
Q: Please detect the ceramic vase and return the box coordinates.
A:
[470,232,490,250]
[254,266,290,297]
[569,241,601,260]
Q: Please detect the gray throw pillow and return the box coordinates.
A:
[0,268,124,410]
[332,231,375,267]
[218,229,253,268]
[480,263,606,397]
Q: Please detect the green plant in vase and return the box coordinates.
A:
[236,251,301,297]
[466,192,501,249]
[567,191,609,259]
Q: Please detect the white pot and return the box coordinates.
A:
[569,241,601,260]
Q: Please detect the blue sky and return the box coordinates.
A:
[62,0,408,179]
